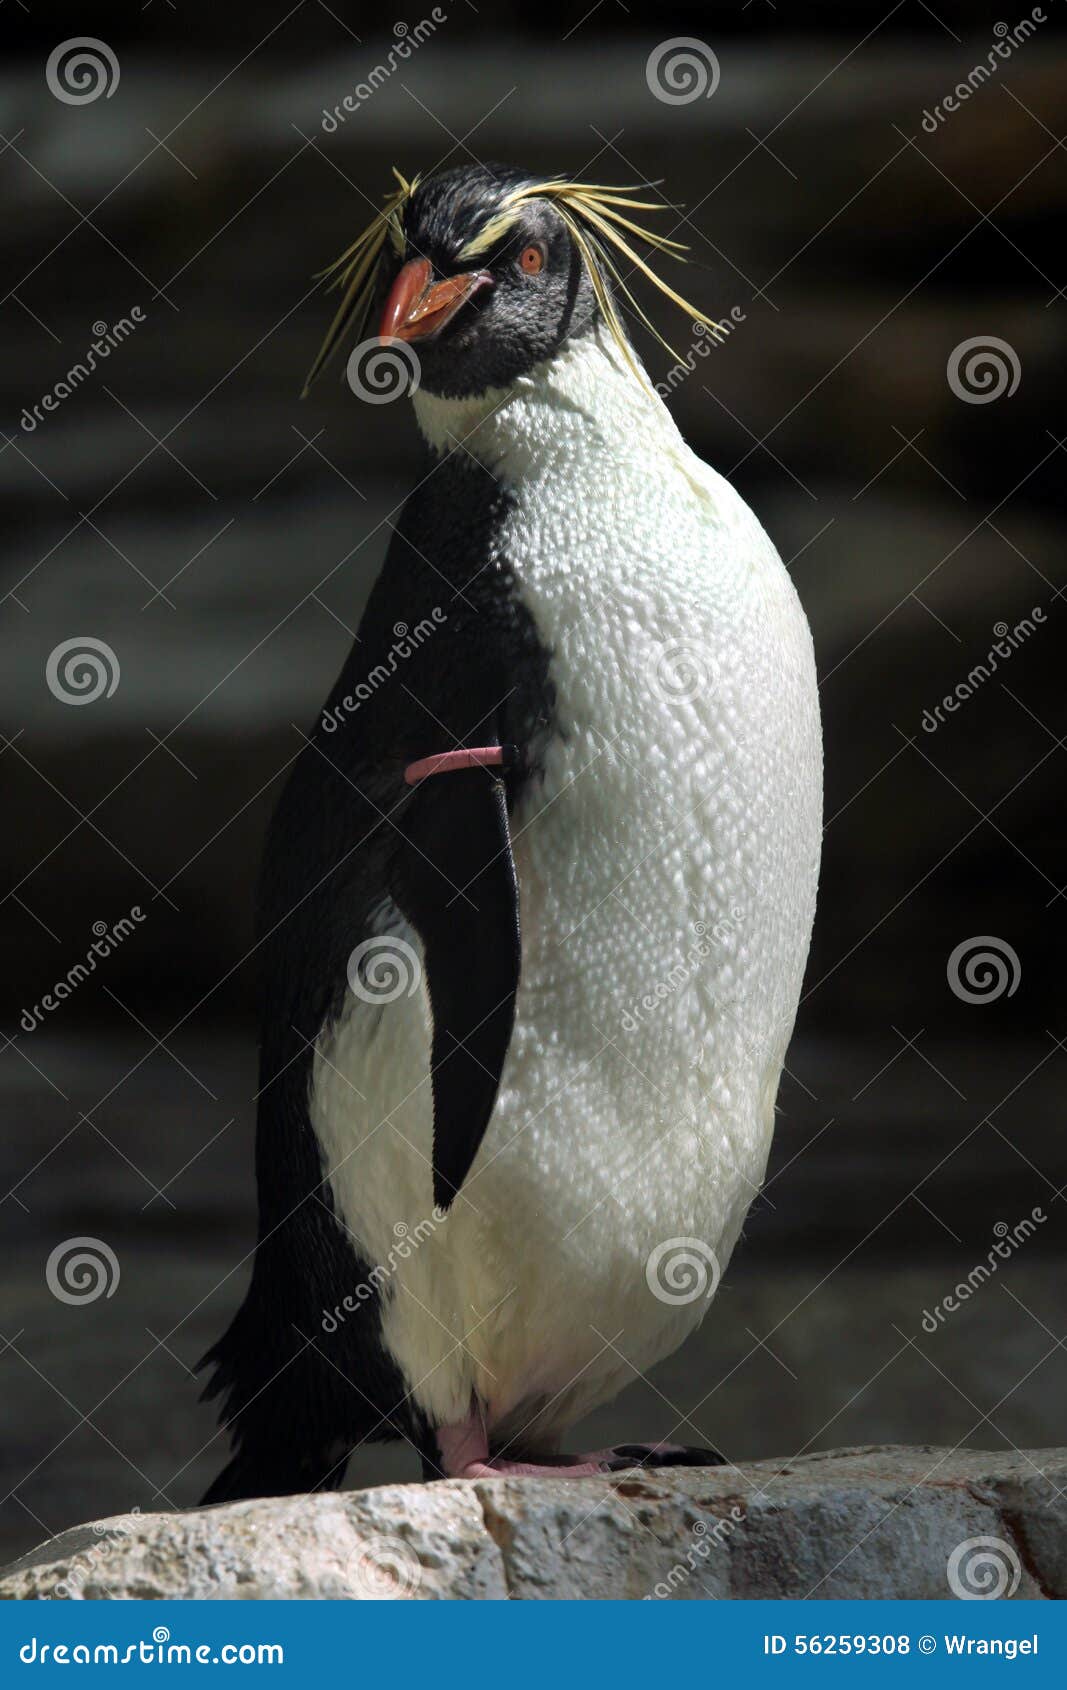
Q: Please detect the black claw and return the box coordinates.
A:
[607,1443,727,1471]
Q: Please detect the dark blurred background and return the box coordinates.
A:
[2,3,1065,1562]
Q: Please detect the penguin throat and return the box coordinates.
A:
[410,329,671,474]
[411,380,517,459]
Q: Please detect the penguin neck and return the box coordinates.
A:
[411,328,689,486]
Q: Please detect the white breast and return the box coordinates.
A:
[311,331,822,1447]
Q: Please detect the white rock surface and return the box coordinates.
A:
[2,1446,1064,1601]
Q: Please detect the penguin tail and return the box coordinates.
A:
[194,1221,435,1502]
[199,1451,263,1508]
[196,1356,352,1506]
[196,1308,351,1506]
[198,1443,344,1507]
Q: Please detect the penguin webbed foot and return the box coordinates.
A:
[454,1455,610,1478]
[597,1441,728,1471]
[443,1443,727,1479]
[434,1414,726,1479]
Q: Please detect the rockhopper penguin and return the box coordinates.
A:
[200,164,822,1496]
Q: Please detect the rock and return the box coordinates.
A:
[2,1447,1063,1601]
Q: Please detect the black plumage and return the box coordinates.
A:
[200,445,555,1501]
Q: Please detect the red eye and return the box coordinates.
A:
[519,243,545,275]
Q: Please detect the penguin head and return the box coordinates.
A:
[304,164,724,401]
[374,164,597,400]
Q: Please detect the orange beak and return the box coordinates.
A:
[379,257,492,343]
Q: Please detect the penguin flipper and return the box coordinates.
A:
[393,765,519,1211]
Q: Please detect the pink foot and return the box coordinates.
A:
[457,1456,608,1478]
[436,1416,724,1480]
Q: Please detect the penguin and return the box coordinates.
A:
[199,163,822,1496]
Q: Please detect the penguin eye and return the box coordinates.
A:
[518,242,546,276]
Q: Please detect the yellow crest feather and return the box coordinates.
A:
[487,177,724,368]
[303,170,723,396]
[302,169,418,396]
